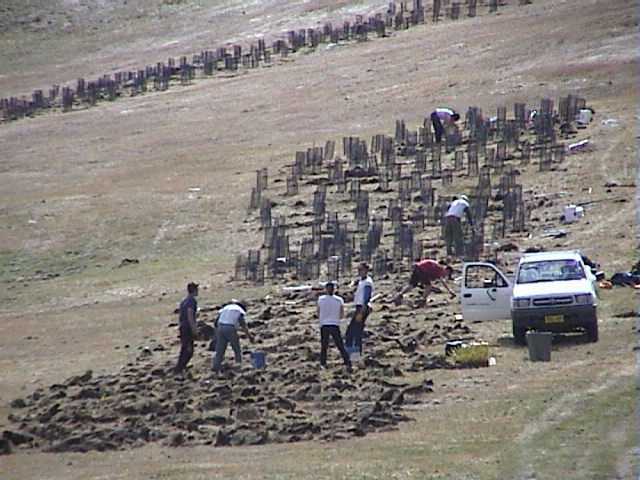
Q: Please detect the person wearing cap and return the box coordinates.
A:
[393,259,456,305]
[430,108,460,144]
[444,194,473,257]
[174,282,199,374]
[317,282,352,371]
[212,300,254,372]
[345,263,374,355]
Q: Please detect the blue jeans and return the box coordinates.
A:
[431,112,445,143]
[345,306,370,354]
[320,325,351,367]
[212,325,242,371]
[175,324,194,372]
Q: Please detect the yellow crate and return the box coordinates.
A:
[452,342,490,367]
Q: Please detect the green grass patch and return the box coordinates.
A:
[451,343,490,367]
[497,377,636,479]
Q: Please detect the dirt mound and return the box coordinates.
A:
[5,298,470,453]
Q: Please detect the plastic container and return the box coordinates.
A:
[576,109,592,125]
[450,342,490,367]
[526,332,553,362]
[250,351,267,369]
[563,205,584,223]
[346,346,361,362]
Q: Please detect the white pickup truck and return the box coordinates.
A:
[460,250,599,345]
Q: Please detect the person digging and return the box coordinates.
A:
[430,107,460,144]
[393,259,456,306]
[212,300,254,373]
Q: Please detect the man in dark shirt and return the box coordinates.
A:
[393,259,455,305]
[174,282,199,374]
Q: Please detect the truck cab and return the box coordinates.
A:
[461,250,598,345]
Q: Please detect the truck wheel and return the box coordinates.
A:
[512,324,527,346]
[585,319,599,342]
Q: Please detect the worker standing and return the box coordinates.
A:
[345,263,374,355]
[430,108,460,144]
[317,282,352,371]
[212,300,254,373]
[174,282,199,374]
[444,194,473,257]
[393,259,456,305]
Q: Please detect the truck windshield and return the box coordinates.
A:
[517,259,585,284]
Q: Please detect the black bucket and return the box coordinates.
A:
[526,331,553,361]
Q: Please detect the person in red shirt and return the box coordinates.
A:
[393,259,456,304]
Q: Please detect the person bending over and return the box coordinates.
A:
[394,259,456,305]
[212,300,253,372]
[430,108,460,144]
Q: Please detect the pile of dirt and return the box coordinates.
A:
[4,296,470,453]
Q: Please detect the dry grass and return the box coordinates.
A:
[0,0,638,477]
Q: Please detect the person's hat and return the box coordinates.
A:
[187,282,199,293]
[325,281,336,288]
[460,194,469,202]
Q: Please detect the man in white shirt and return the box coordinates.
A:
[317,282,352,370]
[444,194,473,256]
[212,300,254,372]
[345,263,374,355]
[430,107,460,144]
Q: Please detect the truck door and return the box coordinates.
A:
[461,263,512,322]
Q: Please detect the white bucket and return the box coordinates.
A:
[576,109,592,125]
[563,205,584,223]
[346,346,361,362]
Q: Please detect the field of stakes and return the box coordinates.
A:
[0,0,638,478]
